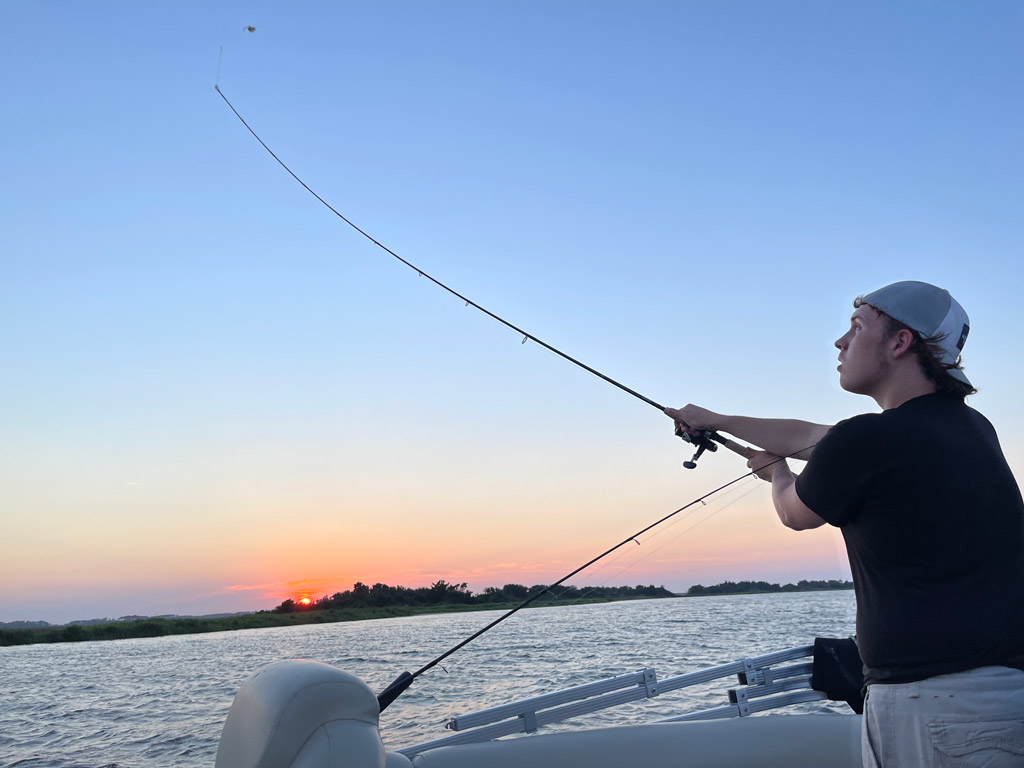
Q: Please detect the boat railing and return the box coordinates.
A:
[397,645,828,756]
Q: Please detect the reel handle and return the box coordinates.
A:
[675,427,752,469]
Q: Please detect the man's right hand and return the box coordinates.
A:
[664,404,723,436]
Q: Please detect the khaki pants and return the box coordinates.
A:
[862,666,1024,767]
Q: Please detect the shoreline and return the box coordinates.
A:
[0,586,854,648]
[0,596,648,647]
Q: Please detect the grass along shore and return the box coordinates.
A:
[0,597,648,647]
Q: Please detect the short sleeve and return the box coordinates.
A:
[795,415,879,527]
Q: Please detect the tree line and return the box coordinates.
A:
[685,579,853,596]
[273,580,673,613]
[0,582,673,646]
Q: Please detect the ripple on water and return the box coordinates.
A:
[1,592,855,767]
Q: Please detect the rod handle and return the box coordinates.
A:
[377,671,414,713]
[711,434,753,459]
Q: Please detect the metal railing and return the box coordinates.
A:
[398,645,828,757]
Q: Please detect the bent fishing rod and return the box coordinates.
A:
[214,85,746,469]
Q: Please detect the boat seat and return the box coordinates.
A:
[215,659,387,768]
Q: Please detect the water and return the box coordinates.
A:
[0,592,856,767]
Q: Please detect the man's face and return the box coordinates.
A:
[835,305,890,395]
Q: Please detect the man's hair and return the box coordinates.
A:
[853,298,977,399]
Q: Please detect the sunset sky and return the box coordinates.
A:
[3,2,1022,624]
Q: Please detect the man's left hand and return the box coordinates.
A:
[746,449,786,482]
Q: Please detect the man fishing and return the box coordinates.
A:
[667,280,1024,768]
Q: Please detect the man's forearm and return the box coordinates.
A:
[715,415,829,460]
[769,460,827,530]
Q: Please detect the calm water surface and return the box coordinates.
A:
[0,592,856,768]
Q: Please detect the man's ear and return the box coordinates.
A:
[890,328,915,359]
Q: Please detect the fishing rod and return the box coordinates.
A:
[373,441,815,712]
[375,462,767,712]
[213,85,746,470]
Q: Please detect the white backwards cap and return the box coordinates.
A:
[860,281,971,386]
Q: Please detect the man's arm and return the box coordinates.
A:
[762,458,827,530]
[665,404,830,461]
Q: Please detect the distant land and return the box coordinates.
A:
[684,579,853,596]
[0,579,853,646]
[0,612,253,630]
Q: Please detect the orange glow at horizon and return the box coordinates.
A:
[236,520,849,610]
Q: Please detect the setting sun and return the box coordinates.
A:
[299,597,312,606]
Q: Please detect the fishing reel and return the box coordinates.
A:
[675,426,718,469]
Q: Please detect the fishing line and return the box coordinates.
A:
[546,479,761,600]
[633,483,764,560]
[559,486,764,605]
[559,481,766,604]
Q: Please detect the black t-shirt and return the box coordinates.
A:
[795,393,1024,685]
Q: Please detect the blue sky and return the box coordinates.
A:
[2,1,1022,623]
